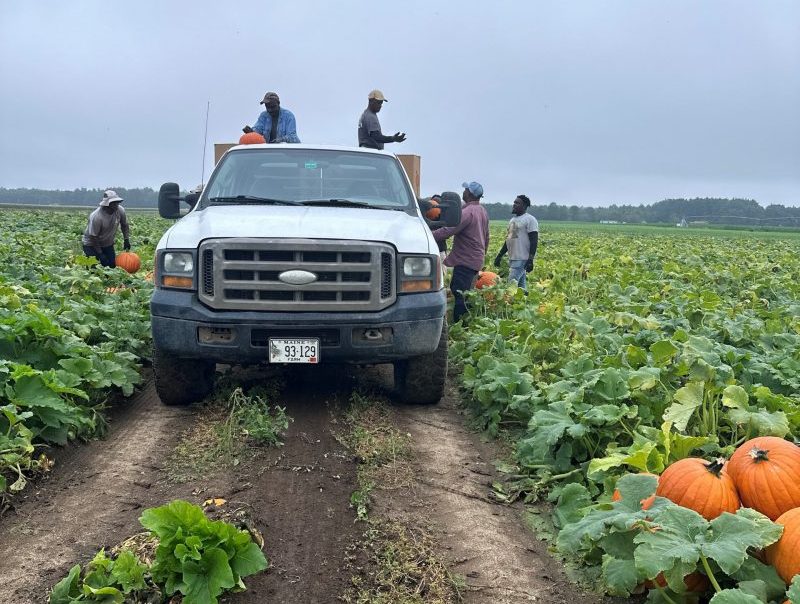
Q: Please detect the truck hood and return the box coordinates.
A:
[161,205,433,253]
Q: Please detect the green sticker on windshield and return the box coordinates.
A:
[304,162,317,169]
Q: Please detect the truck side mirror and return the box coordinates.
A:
[158,182,182,219]
[421,191,461,229]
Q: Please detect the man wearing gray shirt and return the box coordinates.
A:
[494,194,539,291]
[358,89,406,150]
[82,190,131,268]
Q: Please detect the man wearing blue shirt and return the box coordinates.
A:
[243,92,301,143]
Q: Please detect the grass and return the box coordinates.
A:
[338,390,464,603]
[164,375,290,482]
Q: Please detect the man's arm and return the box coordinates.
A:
[252,112,267,136]
[432,211,472,242]
[525,231,539,271]
[120,209,131,250]
[494,242,508,266]
[275,111,301,143]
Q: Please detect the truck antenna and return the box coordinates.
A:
[200,100,211,187]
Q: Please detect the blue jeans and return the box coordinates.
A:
[508,259,528,290]
[83,244,116,267]
[450,265,478,322]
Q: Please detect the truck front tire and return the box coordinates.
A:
[152,346,216,406]
[393,320,448,405]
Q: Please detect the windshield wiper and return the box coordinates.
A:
[208,195,303,206]
[299,198,398,210]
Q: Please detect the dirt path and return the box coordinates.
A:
[0,366,617,604]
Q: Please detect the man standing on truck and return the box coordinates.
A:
[358,89,406,150]
[243,91,301,143]
[433,181,489,322]
[82,190,130,268]
[494,194,539,291]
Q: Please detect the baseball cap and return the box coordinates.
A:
[462,181,484,198]
[368,89,388,102]
[260,91,280,105]
[99,190,123,206]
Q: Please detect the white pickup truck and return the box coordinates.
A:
[151,144,460,406]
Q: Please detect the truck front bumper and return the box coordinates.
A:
[150,289,446,364]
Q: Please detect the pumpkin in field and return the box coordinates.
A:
[644,571,709,594]
[425,198,441,220]
[239,132,266,144]
[475,271,499,289]
[726,436,800,520]
[656,457,740,520]
[765,507,800,584]
[115,252,141,274]
[612,472,657,510]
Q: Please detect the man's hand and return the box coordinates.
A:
[242,125,254,134]
[525,258,534,272]
[393,132,407,143]
[494,255,503,268]
[123,238,131,251]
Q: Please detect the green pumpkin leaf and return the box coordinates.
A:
[707,588,764,604]
[602,554,640,596]
[663,382,704,432]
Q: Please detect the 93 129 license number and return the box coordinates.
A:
[268,338,319,364]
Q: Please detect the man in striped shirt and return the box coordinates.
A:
[82,190,131,268]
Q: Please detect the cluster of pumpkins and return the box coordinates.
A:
[615,436,800,594]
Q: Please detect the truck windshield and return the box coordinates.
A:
[200,149,416,211]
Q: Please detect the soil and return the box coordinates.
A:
[0,365,623,604]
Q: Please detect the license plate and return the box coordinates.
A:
[268,338,320,364]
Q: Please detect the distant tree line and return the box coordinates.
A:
[0,187,163,208]
[2,188,799,228]
[485,197,800,228]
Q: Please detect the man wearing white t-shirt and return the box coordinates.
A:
[494,194,538,291]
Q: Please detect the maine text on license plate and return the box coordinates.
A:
[268,338,319,364]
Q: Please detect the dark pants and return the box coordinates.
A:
[450,265,478,322]
[83,244,116,268]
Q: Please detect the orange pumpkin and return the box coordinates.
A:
[612,472,657,510]
[644,571,709,593]
[475,271,499,289]
[425,198,441,220]
[656,458,740,520]
[115,252,141,274]
[727,436,800,521]
[765,507,800,584]
[239,132,266,144]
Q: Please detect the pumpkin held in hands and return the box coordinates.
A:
[726,436,800,521]
[115,252,141,274]
[655,457,740,520]
[239,132,266,144]
[475,271,499,289]
[425,198,441,220]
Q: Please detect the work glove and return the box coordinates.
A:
[525,258,534,272]
[123,238,131,251]
[393,132,407,143]
[493,255,502,268]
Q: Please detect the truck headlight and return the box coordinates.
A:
[159,251,196,289]
[398,255,440,293]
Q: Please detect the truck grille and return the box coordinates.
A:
[198,238,396,311]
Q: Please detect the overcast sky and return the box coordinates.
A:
[1,1,798,206]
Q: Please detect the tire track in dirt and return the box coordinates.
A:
[370,377,618,604]
[0,378,192,603]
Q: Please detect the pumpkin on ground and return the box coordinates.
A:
[655,457,740,520]
[726,436,800,521]
[239,132,266,144]
[475,271,499,289]
[765,507,800,584]
[115,252,141,274]
[612,472,657,510]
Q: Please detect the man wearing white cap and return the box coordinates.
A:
[358,89,406,150]
[82,190,131,267]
